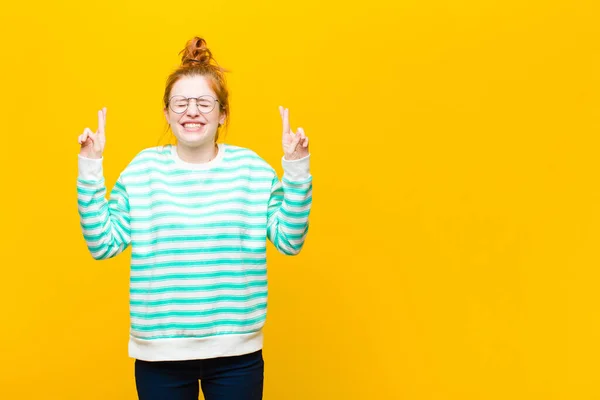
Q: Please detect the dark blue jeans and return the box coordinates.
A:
[135,350,264,400]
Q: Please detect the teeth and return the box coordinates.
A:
[184,123,202,128]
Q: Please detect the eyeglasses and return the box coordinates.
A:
[168,95,220,114]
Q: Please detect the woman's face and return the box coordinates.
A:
[164,75,226,148]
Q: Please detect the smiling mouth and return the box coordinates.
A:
[181,123,205,132]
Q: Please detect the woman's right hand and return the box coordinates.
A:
[78,107,107,159]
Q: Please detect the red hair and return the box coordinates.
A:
[163,37,230,142]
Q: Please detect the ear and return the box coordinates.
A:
[163,108,169,123]
[219,113,226,126]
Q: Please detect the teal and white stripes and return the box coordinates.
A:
[76,144,312,361]
[267,175,312,254]
[78,176,131,260]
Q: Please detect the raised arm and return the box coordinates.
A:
[76,108,131,260]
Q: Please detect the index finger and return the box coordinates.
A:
[280,106,290,135]
[98,107,106,134]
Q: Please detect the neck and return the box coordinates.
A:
[175,142,219,164]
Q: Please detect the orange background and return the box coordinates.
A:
[1,0,600,399]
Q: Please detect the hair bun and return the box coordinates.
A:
[180,37,213,66]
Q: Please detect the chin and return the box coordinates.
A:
[175,129,216,147]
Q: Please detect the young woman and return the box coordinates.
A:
[76,36,312,400]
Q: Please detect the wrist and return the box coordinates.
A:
[79,150,102,159]
[284,152,309,161]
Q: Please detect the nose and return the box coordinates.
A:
[185,99,200,117]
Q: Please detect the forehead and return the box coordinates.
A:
[170,75,215,97]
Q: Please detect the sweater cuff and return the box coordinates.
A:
[282,154,310,182]
[78,154,104,182]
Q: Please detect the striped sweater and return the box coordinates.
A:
[77,143,312,361]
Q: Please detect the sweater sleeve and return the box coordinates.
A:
[266,155,313,255]
[77,155,131,260]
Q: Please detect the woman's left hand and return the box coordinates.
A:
[280,106,309,160]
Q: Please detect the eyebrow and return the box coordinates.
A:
[172,94,212,98]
